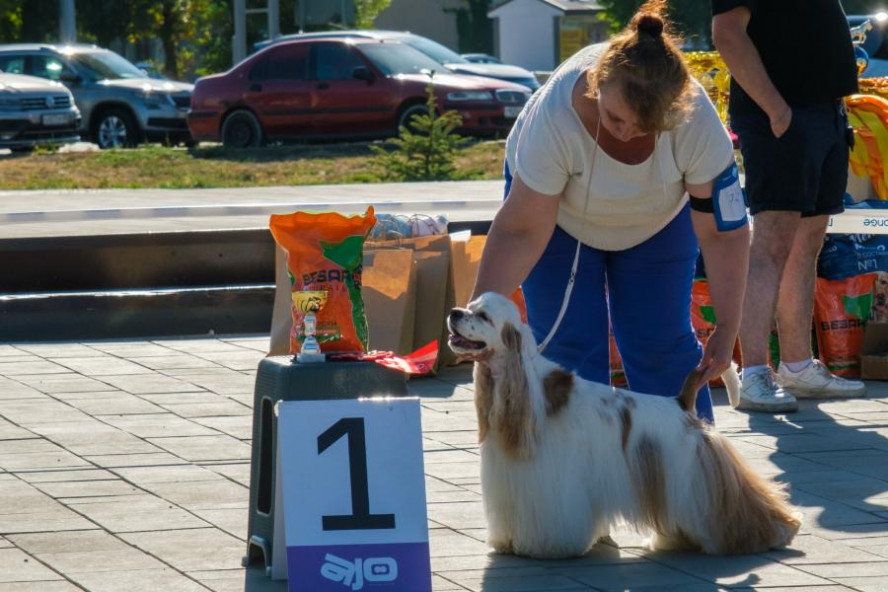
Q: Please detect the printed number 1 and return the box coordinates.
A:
[317,417,396,531]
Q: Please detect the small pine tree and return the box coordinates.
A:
[371,74,468,181]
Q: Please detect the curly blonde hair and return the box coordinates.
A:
[586,0,693,133]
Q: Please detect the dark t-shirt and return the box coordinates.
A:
[711,0,858,116]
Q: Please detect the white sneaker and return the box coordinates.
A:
[737,371,798,413]
[776,360,866,399]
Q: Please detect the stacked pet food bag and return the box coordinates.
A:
[808,19,888,379]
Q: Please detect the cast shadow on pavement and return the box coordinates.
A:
[478,540,776,591]
[743,392,888,536]
[244,564,287,591]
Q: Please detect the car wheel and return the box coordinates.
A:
[397,104,429,134]
[94,108,139,149]
[221,110,264,148]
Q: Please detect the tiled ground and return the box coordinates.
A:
[2,336,888,591]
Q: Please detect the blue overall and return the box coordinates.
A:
[504,162,714,422]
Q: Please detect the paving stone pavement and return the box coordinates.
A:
[2,336,888,591]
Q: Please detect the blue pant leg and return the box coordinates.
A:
[607,206,714,422]
[522,226,610,385]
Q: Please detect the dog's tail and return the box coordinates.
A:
[678,362,741,413]
[677,367,706,413]
[721,362,741,409]
[696,428,802,553]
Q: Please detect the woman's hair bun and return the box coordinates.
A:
[635,14,664,39]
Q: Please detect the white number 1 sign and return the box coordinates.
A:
[271,397,431,592]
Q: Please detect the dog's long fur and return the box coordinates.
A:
[447,292,800,559]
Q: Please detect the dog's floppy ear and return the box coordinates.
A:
[474,364,493,443]
[500,322,527,398]
[493,322,533,457]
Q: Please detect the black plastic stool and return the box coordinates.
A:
[243,356,409,573]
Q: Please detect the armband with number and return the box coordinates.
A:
[689,161,748,232]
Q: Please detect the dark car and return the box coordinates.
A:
[0,44,193,148]
[188,38,532,147]
[254,30,540,91]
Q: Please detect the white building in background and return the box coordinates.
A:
[375,0,464,55]
[489,0,607,72]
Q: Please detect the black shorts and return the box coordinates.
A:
[730,100,851,217]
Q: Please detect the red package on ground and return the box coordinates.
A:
[328,340,439,375]
[814,273,876,377]
[269,206,376,354]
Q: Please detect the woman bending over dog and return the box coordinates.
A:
[473,0,748,423]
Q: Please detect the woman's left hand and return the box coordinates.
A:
[696,325,737,386]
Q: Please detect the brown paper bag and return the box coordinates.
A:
[451,235,487,308]
[366,234,455,372]
[363,249,417,355]
[448,234,528,349]
[269,245,291,356]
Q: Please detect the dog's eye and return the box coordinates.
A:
[476,311,491,322]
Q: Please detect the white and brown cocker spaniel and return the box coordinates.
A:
[447,292,800,559]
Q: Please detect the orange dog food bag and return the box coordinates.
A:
[270,206,377,354]
[814,273,876,377]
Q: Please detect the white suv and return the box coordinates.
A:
[0,44,193,149]
[0,71,80,153]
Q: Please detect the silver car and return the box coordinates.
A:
[0,71,80,153]
[0,44,193,149]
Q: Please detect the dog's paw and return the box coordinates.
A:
[488,538,513,555]
[649,531,699,552]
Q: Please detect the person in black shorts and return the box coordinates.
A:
[711,0,866,412]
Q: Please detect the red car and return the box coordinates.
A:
[187,38,532,147]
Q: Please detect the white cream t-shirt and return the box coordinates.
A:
[505,43,734,251]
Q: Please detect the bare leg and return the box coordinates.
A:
[740,211,801,367]
[772,215,865,398]
[776,215,829,362]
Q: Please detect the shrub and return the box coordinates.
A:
[370,74,468,181]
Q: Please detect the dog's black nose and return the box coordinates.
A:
[449,309,465,322]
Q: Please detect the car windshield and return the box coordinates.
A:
[401,35,469,64]
[359,43,448,75]
[70,50,146,80]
